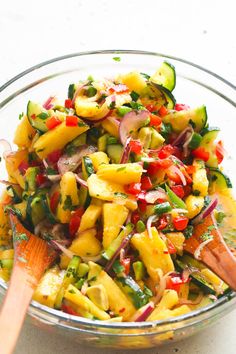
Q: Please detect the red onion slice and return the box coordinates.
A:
[57,145,96,175]
[172,126,193,146]
[50,240,74,259]
[43,96,55,110]
[119,110,150,145]
[146,215,159,238]
[0,139,12,159]
[168,165,186,186]
[133,302,155,322]
[145,188,167,204]
[191,197,218,225]
[72,83,88,105]
[120,137,131,164]
[104,233,133,273]
[75,174,88,188]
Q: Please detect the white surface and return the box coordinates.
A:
[0,0,236,353]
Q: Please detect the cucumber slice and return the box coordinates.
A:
[200,127,220,167]
[150,61,176,91]
[115,276,149,308]
[79,186,91,208]
[6,185,22,203]
[82,156,95,180]
[106,144,123,164]
[68,83,77,100]
[27,101,49,132]
[149,82,176,109]
[25,167,40,191]
[208,168,232,190]
[26,193,46,227]
[41,194,57,224]
[163,105,207,133]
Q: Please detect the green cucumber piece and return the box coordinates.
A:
[150,61,176,91]
[150,82,176,109]
[26,193,46,227]
[82,156,95,180]
[208,168,232,189]
[166,185,187,209]
[41,194,57,224]
[200,127,220,167]
[133,261,146,281]
[163,105,207,133]
[115,276,148,308]
[27,101,49,132]
[98,134,109,152]
[6,185,22,203]
[150,128,165,148]
[79,186,91,208]
[188,132,202,149]
[154,202,172,215]
[117,106,132,117]
[25,167,40,191]
[175,254,228,295]
[106,144,123,164]
[68,83,76,100]
[102,223,134,261]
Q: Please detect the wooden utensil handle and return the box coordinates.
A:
[0,267,35,354]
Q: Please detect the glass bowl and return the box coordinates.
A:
[0,50,236,349]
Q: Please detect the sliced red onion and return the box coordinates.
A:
[191,197,218,225]
[168,165,186,186]
[57,145,96,175]
[106,115,120,127]
[133,302,155,322]
[75,174,88,188]
[125,211,132,225]
[43,159,49,169]
[0,139,12,159]
[145,188,167,204]
[194,238,213,260]
[172,126,193,146]
[43,96,55,110]
[183,131,194,158]
[119,110,150,145]
[146,215,159,238]
[72,82,88,105]
[50,240,75,259]
[181,266,198,283]
[104,233,133,273]
[170,155,185,167]
[120,137,131,164]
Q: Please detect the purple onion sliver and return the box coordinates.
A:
[172,126,193,146]
[134,302,155,322]
[75,174,88,188]
[120,137,131,164]
[43,96,55,110]
[191,197,218,225]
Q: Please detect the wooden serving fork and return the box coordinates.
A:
[184,214,236,290]
[0,213,56,354]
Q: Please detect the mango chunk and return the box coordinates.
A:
[97,163,142,185]
[57,172,79,223]
[79,204,102,232]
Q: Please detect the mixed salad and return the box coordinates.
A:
[0,61,236,322]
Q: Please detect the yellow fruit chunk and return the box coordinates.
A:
[185,195,204,219]
[0,203,11,247]
[75,97,109,120]
[192,159,209,197]
[101,118,119,138]
[70,228,101,258]
[87,174,137,211]
[33,266,64,308]
[33,120,89,159]
[89,151,110,171]
[92,270,136,321]
[117,71,146,95]
[5,149,28,188]
[131,227,174,281]
[165,232,185,255]
[103,203,129,249]
[78,204,102,232]
[86,284,109,311]
[64,284,110,320]
[148,305,191,321]
[14,115,36,148]
[97,163,142,185]
[57,172,79,223]
[147,290,179,321]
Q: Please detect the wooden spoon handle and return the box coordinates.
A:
[0,266,35,354]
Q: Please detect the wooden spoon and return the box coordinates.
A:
[0,213,56,354]
[184,214,236,290]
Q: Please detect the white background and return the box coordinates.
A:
[1,0,236,353]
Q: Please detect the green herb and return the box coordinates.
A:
[86,86,97,97]
[193,190,200,196]
[78,121,87,127]
[200,232,213,242]
[63,195,73,211]
[113,56,121,62]
[189,119,196,129]
[13,233,28,242]
[166,184,187,210]
[143,285,153,300]
[36,148,45,153]
[74,278,85,290]
[46,167,58,175]
[88,276,97,282]
[109,100,116,109]
[116,166,126,172]
[112,260,124,274]
[183,225,194,239]
[18,112,24,120]
[130,91,140,102]
[68,288,76,294]
[160,123,173,141]
[17,256,27,263]
[107,136,118,145]
[136,220,146,233]
[215,211,226,225]
[140,72,150,80]
[130,101,145,110]
[37,112,49,120]
[154,202,172,215]
[68,83,76,99]
[204,196,211,208]
[117,106,132,117]
[114,192,128,199]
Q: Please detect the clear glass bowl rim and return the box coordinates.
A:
[0,49,235,332]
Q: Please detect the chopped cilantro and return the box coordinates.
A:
[160,122,173,141]
[183,225,194,239]
[46,167,58,175]
[112,260,124,274]
[13,233,28,242]
[37,112,49,120]
[109,100,116,109]
[63,195,73,211]
[189,119,196,129]
[130,91,140,102]
[130,101,144,110]
[215,211,226,225]
[68,288,76,294]
[114,192,128,199]
[143,285,153,300]
[140,72,150,80]
[78,121,87,127]
[193,190,200,196]
[18,112,24,120]
[113,56,121,62]
[117,166,126,172]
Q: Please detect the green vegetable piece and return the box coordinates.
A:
[136,220,146,233]
[98,134,109,152]
[0,259,13,270]
[74,278,85,290]
[133,261,146,281]
[154,202,172,215]
[130,91,139,102]
[189,132,202,149]
[112,260,124,275]
[86,86,97,97]
[107,136,118,145]
[115,276,148,309]
[77,263,89,277]
[117,106,132,117]
[68,83,76,99]
[25,167,40,191]
[166,184,187,209]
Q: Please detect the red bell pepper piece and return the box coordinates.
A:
[36,173,47,187]
[50,191,60,214]
[215,140,224,164]
[171,185,185,199]
[158,106,168,117]
[174,103,190,111]
[191,147,210,162]
[158,144,174,159]
[47,149,63,164]
[131,211,140,225]
[124,182,142,195]
[157,215,168,230]
[18,161,29,175]
[66,115,78,127]
[147,159,172,176]
[69,208,84,237]
[65,99,73,109]
[141,176,153,190]
[121,258,131,275]
[129,140,142,154]
[173,216,189,231]
[166,275,186,292]
[149,114,162,127]
[46,116,62,130]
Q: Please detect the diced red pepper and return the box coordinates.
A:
[46,116,62,130]
[166,275,185,292]
[215,140,224,164]
[158,145,174,159]
[65,99,73,109]
[149,114,162,127]
[69,208,84,237]
[158,106,168,117]
[61,303,79,316]
[18,161,29,175]
[121,258,130,275]
[141,176,153,190]
[166,168,182,184]
[31,114,36,120]
[171,185,185,199]
[145,104,158,113]
[147,159,172,176]
[157,215,168,230]
[138,200,147,212]
[131,211,140,225]
[183,185,192,198]
[173,216,189,231]
[181,167,192,185]
[129,140,142,154]
[36,173,47,186]
[174,103,190,111]
[191,147,210,162]
[47,149,63,164]
[50,191,60,214]
[167,239,177,254]
[124,182,142,195]
[66,115,78,127]
[185,165,196,175]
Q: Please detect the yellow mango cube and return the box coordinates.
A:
[185,195,204,219]
[117,71,146,95]
[101,118,119,138]
[89,151,110,171]
[14,115,36,148]
[103,203,129,249]
[57,172,79,223]
[78,204,102,232]
[131,227,174,281]
[70,228,101,257]
[192,159,209,197]
[97,163,143,185]
[147,290,179,321]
